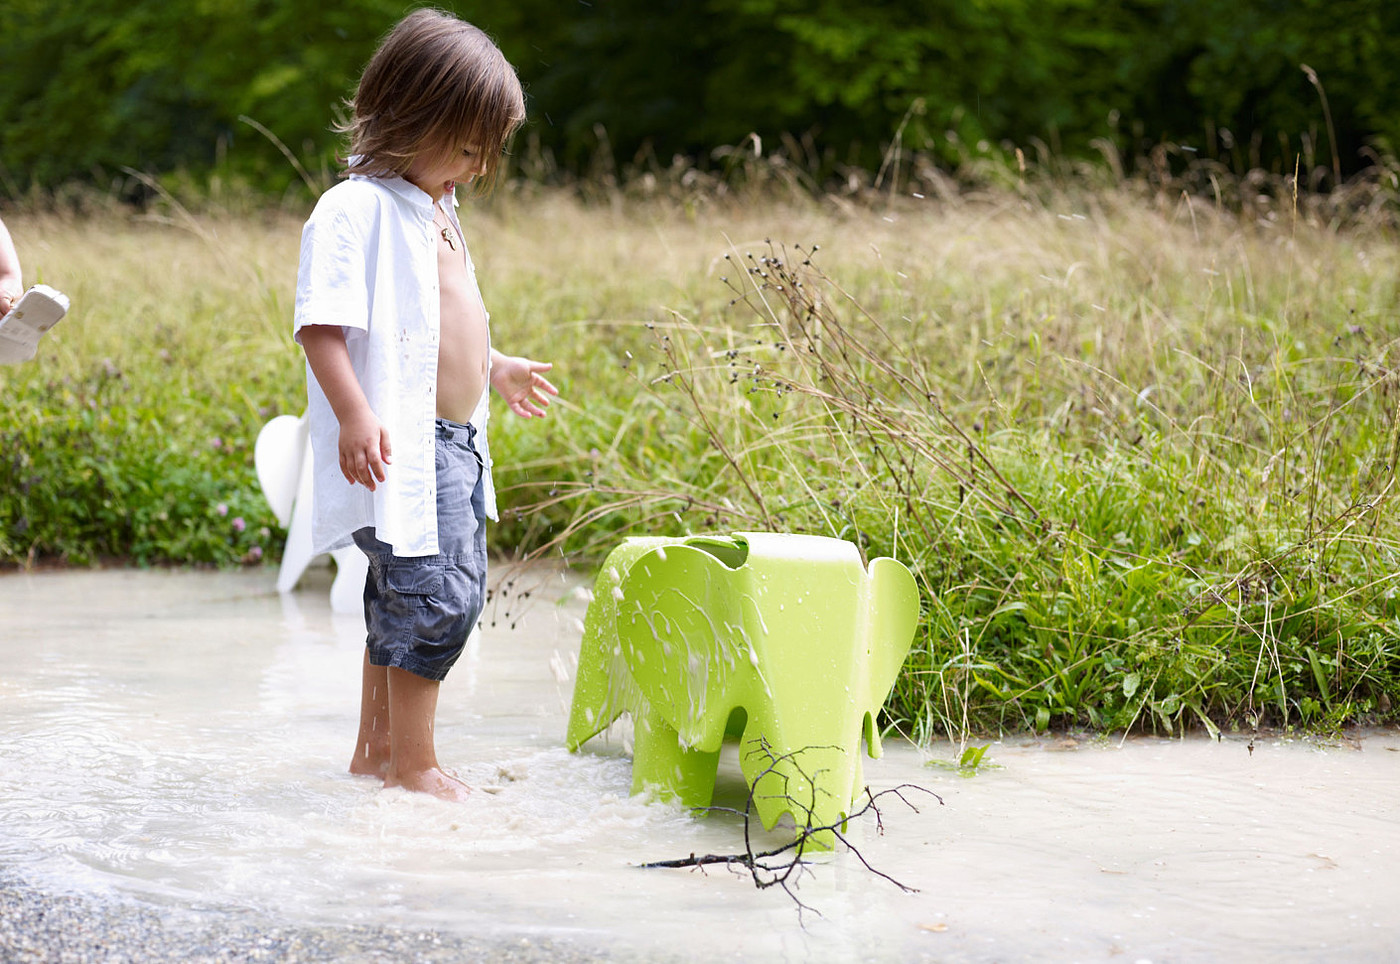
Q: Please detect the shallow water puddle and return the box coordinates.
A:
[2,567,1398,962]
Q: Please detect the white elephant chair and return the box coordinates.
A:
[254,414,367,614]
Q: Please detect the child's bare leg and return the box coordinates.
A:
[349,651,391,777]
[384,666,472,801]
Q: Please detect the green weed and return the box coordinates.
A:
[501,187,1400,739]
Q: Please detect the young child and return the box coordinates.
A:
[294,10,558,802]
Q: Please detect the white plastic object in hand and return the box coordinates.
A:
[0,285,70,364]
[254,414,368,613]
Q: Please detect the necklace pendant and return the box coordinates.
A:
[441,226,457,251]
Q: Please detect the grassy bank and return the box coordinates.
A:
[1,175,1397,739]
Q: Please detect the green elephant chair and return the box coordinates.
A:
[566,531,919,847]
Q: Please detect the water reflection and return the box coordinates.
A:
[1,566,1398,961]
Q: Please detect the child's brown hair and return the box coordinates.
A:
[341,9,525,190]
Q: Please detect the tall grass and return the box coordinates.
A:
[493,173,1400,740]
[1,162,1396,738]
[0,204,302,565]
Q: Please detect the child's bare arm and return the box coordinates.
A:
[300,325,393,490]
[0,218,23,316]
[489,350,558,418]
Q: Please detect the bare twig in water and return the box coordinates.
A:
[639,740,942,921]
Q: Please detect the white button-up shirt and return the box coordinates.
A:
[293,173,497,558]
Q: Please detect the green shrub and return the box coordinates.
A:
[0,355,288,566]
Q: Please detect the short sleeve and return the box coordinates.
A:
[294,199,371,341]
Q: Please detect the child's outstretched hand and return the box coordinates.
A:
[339,408,393,490]
[491,354,559,418]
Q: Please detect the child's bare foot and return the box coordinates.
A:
[349,754,390,779]
[349,738,391,778]
[386,766,473,802]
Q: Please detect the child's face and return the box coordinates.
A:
[405,143,488,198]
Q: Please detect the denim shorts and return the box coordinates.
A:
[352,418,488,682]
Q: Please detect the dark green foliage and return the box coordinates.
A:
[3,0,1400,195]
[1123,0,1400,178]
[0,0,406,195]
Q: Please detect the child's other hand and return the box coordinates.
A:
[339,410,393,490]
[492,355,559,418]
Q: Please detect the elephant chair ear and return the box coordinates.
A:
[861,556,920,756]
[614,542,749,753]
[565,537,678,750]
[253,414,309,529]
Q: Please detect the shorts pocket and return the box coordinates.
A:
[382,564,444,598]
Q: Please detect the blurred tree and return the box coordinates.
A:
[1126,0,1400,178]
[0,0,405,195]
[488,0,1400,181]
[0,0,1397,196]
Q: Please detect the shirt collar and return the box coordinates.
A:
[345,162,445,214]
[362,173,435,212]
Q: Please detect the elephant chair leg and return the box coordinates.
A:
[630,710,720,810]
